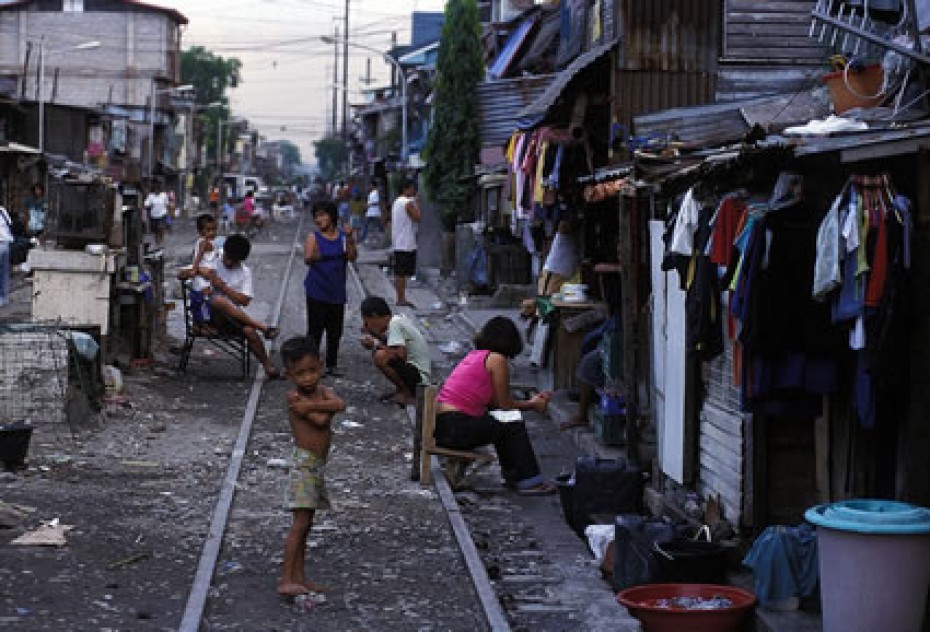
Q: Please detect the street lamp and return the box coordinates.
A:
[321,35,407,162]
[37,39,101,153]
[149,82,194,179]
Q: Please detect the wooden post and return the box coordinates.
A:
[410,383,425,481]
[618,194,641,466]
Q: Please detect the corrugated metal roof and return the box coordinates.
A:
[634,91,831,148]
[516,38,619,121]
[477,74,554,147]
[793,122,930,162]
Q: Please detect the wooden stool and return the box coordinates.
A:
[411,384,495,486]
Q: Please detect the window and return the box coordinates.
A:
[63,0,84,12]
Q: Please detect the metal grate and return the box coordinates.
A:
[0,323,74,428]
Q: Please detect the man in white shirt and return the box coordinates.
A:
[144,182,170,246]
[361,181,384,246]
[181,234,281,378]
[390,179,420,308]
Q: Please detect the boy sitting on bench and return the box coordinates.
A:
[179,233,281,378]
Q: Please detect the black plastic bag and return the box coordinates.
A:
[571,456,643,536]
[612,514,678,591]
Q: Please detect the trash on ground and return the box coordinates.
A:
[267,458,289,469]
[294,591,327,611]
[340,420,363,429]
[106,552,151,570]
[11,519,74,547]
[438,341,463,354]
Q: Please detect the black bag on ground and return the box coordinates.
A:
[612,514,678,591]
[570,456,643,536]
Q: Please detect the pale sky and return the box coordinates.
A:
[157,0,448,165]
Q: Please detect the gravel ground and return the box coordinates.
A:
[0,214,631,632]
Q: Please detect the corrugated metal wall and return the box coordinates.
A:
[477,74,554,148]
[613,0,721,132]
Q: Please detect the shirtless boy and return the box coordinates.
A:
[278,336,345,597]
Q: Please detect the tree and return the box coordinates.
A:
[279,141,301,170]
[422,0,484,231]
[313,135,348,182]
[181,47,243,160]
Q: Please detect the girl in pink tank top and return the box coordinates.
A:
[434,317,555,495]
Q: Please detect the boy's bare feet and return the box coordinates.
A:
[302,580,331,593]
[278,582,310,597]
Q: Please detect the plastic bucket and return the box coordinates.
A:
[655,540,728,585]
[806,499,930,632]
[618,583,756,632]
[822,64,884,113]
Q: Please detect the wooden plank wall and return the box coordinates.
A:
[718,1,827,102]
[723,0,826,62]
[697,339,748,527]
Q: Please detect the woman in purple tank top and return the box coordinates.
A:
[303,200,357,375]
[435,317,555,495]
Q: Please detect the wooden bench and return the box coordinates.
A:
[177,279,251,379]
[411,384,495,486]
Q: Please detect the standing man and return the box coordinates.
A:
[390,179,420,308]
[144,182,170,246]
[335,181,351,228]
[361,181,383,246]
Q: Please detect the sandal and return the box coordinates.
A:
[378,391,398,404]
[264,367,282,380]
[396,301,416,308]
[264,326,281,341]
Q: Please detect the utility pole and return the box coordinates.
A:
[332,25,339,135]
[342,0,350,165]
[359,58,374,86]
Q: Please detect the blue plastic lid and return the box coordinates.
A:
[805,499,930,535]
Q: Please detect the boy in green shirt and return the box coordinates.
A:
[360,296,431,405]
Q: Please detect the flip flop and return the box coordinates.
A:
[396,301,416,308]
[378,391,398,403]
[264,326,281,341]
[265,367,282,380]
[517,482,557,496]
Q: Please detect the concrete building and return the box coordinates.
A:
[0,0,188,177]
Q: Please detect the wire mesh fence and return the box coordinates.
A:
[0,323,77,428]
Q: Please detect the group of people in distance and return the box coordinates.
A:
[177,178,557,600]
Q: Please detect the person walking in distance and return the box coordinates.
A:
[361,181,384,246]
[303,200,357,377]
[144,182,170,246]
[278,336,345,597]
[391,179,420,308]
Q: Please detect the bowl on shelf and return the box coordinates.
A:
[617,583,756,632]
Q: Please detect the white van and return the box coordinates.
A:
[223,174,264,201]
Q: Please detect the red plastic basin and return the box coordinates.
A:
[617,583,756,632]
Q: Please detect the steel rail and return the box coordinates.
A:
[178,212,306,632]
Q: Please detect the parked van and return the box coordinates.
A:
[222,174,264,202]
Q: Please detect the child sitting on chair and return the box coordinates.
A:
[178,233,281,378]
